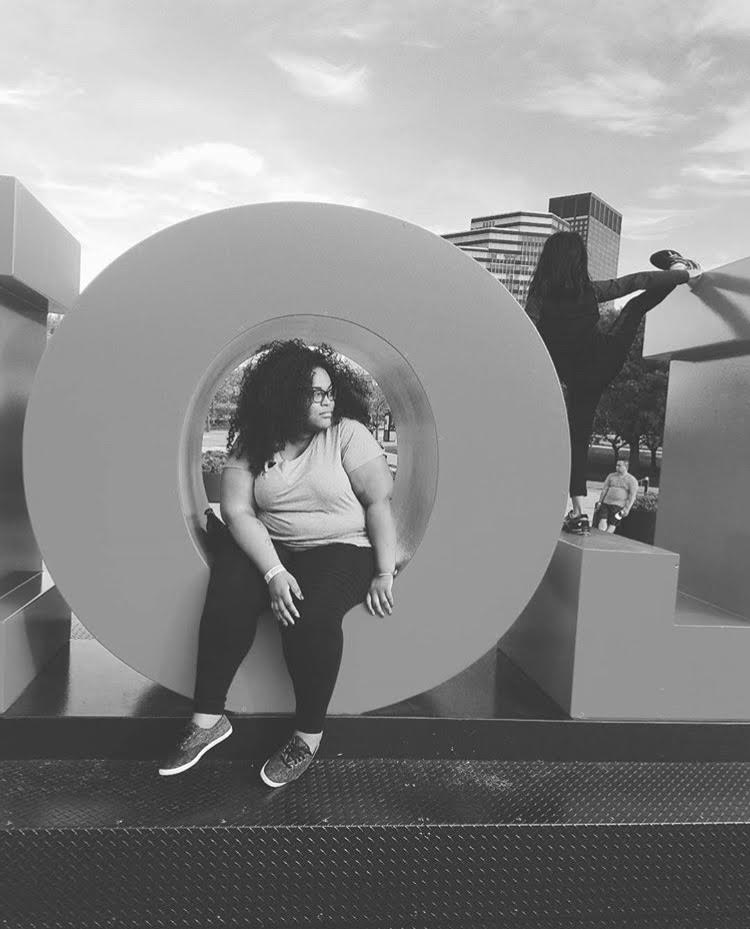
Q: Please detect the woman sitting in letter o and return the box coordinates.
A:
[159,339,396,786]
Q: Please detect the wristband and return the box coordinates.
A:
[263,564,286,584]
[377,571,395,577]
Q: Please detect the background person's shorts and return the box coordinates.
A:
[598,503,624,526]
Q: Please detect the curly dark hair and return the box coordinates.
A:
[226,339,373,475]
[528,231,592,302]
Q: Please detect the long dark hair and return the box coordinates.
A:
[528,231,592,302]
[226,339,372,475]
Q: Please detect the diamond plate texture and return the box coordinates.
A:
[2,759,750,928]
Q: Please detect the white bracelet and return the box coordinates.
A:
[263,564,286,584]
[377,571,395,577]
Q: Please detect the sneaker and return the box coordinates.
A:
[260,734,318,788]
[158,715,232,776]
[562,511,590,535]
[650,249,703,281]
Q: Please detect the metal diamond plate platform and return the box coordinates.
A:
[2,758,750,928]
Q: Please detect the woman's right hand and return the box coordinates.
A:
[268,571,304,627]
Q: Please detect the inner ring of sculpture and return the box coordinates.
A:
[179,315,438,568]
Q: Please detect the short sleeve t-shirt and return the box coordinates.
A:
[224,417,385,550]
[602,472,638,507]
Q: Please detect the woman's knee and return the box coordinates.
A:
[286,603,346,639]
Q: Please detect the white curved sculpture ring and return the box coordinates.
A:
[24,203,568,713]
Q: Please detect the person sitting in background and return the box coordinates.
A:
[596,458,639,533]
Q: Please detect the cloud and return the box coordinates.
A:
[684,100,750,191]
[313,20,388,42]
[269,52,368,103]
[620,207,696,242]
[682,163,750,185]
[696,0,750,35]
[0,71,79,109]
[34,142,368,286]
[525,67,689,135]
[647,184,683,200]
[693,100,750,155]
[35,180,146,221]
[114,143,264,182]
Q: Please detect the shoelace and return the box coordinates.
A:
[280,739,310,768]
[180,721,219,750]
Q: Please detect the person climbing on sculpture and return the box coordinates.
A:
[594,457,638,533]
[526,236,702,534]
[159,339,396,786]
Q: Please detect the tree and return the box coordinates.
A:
[591,313,669,477]
[368,380,393,440]
[206,366,244,431]
[640,408,665,473]
[593,393,627,467]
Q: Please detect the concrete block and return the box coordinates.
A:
[501,531,750,720]
[643,256,750,361]
[0,572,70,712]
[0,175,80,309]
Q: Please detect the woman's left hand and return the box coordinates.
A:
[366,574,394,617]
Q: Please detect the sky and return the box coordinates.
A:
[2,0,749,289]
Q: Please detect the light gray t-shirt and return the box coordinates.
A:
[223,417,385,550]
[602,471,638,507]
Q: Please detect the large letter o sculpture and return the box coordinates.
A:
[24,203,569,713]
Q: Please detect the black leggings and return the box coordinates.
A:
[193,533,374,731]
[566,284,677,497]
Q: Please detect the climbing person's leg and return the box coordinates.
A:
[563,383,602,532]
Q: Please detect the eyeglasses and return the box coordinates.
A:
[310,386,336,404]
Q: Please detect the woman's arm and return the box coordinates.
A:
[592,269,689,304]
[347,456,396,617]
[220,464,304,626]
[220,466,282,575]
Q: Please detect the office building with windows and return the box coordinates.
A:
[444,192,621,308]
[548,192,621,282]
[442,211,571,307]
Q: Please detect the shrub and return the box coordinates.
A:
[201,449,228,473]
[630,491,658,513]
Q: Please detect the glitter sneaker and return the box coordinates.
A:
[260,734,318,788]
[158,715,232,776]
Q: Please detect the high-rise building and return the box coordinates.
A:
[443,192,622,308]
[548,192,621,282]
[442,211,570,307]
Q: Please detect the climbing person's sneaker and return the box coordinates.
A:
[562,511,590,535]
[260,734,318,788]
[650,249,703,281]
[158,715,233,776]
